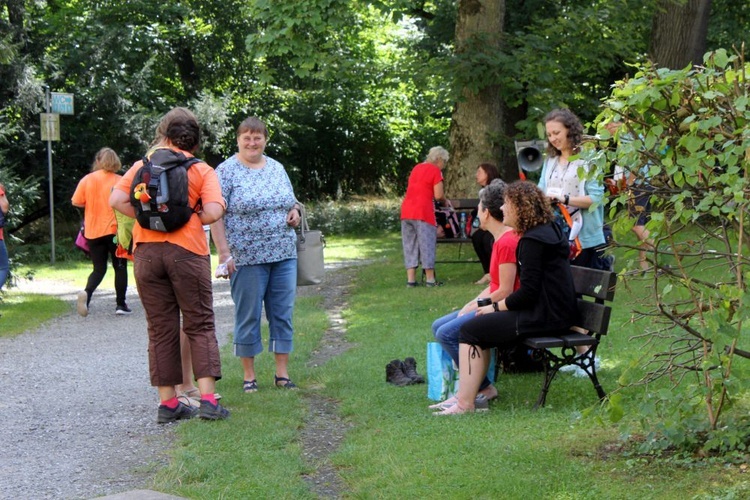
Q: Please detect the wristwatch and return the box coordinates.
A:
[492,302,500,312]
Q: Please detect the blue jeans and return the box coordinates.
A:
[0,239,8,291]
[230,258,297,358]
[432,309,491,390]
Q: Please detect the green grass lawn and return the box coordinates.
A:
[6,235,750,497]
[148,234,749,499]
[0,291,70,337]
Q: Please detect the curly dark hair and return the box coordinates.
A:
[154,107,201,152]
[504,181,553,233]
[544,108,583,157]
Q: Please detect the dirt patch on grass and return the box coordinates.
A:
[297,261,362,498]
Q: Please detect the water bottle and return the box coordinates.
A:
[459,212,467,238]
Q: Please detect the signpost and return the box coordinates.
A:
[41,88,74,263]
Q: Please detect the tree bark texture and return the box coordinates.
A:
[650,0,712,69]
[446,0,505,198]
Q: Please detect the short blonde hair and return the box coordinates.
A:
[425,146,449,165]
[92,147,121,173]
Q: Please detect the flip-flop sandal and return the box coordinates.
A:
[181,387,201,399]
[243,379,258,393]
[181,387,223,400]
[274,375,298,389]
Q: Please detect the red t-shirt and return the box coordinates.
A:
[489,230,521,293]
[400,162,443,225]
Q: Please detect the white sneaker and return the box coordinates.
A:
[571,356,602,378]
[77,291,89,317]
[559,363,578,373]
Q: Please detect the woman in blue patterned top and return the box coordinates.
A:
[211,117,302,392]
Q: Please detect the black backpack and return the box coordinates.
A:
[129,148,201,232]
[497,345,545,374]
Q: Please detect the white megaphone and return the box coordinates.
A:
[514,140,546,175]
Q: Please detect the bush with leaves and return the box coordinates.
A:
[0,167,41,289]
[592,48,750,456]
[306,198,402,236]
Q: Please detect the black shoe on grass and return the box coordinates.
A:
[385,359,414,386]
[199,400,230,420]
[157,401,198,424]
[402,357,425,384]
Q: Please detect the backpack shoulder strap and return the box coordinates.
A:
[182,157,201,170]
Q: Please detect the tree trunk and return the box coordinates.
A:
[650,0,712,69]
[446,0,505,198]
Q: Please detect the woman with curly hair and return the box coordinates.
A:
[434,181,576,415]
[539,108,606,268]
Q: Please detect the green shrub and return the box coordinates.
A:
[305,197,402,236]
[593,48,750,456]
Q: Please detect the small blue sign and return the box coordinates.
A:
[51,93,74,115]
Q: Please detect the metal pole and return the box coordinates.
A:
[45,85,55,263]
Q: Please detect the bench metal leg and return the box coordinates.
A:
[534,361,557,409]
[533,349,562,409]
[531,345,606,408]
[576,345,607,401]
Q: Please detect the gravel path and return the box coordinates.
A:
[1,261,358,500]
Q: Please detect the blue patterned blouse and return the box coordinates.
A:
[216,155,298,266]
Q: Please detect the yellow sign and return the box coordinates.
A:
[40,113,60,141]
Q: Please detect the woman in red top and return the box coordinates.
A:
[400,146,449,287]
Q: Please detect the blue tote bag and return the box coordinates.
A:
[426,342,497,401]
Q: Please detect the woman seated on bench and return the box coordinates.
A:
[429,179,519,410]
[434,181,577,415]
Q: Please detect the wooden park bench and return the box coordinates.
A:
[520,265,617,408]
[435,198,479,264]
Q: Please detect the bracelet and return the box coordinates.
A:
[492,302,499,312]
[564,194,570,205]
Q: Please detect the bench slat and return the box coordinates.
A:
[559,333,599,347]
[571,265,617,301]
[448,198,478,209]
[576,299,612,336]
[524,336,566,349]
